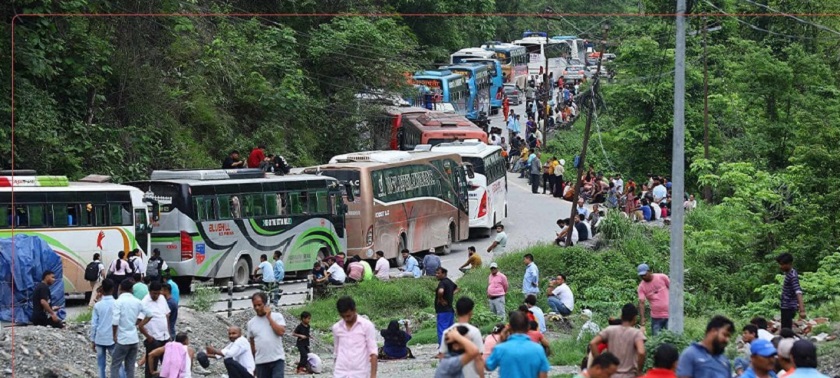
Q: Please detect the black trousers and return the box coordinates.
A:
[297,345,310,369]
[531,174,540,193]
[542,173,551,193]
[781,308,796,330]
[144,338,167,378]
[224,358,255,378]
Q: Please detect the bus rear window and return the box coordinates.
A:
[462,157,486,176]
[317,170,361,197]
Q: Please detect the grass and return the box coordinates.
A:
[72,309,92,323]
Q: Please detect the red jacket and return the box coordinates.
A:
[247,148,265,168]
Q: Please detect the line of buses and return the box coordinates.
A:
[2,141,508,296]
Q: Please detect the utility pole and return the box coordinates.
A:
[669,0,687,335]
[543,33,550,149]
[702,17,712,202]
[565,22,609,246]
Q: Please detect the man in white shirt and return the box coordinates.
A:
[486,224,508,255]
[438,297,485,378]
[326,257,346,285]
[139,281,170,378]
[614,174,624,194]
[254,254,275,283]
[206,325,255,378]
[547,274,575,316]
[248,292,286,378]
[652,180,667,202]
[373,251,390,280]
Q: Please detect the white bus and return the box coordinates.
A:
[0,174,154,298]
[513,31,571,83]
[450,48,496,64]
[125,169,351,289]
[427,141,507,236]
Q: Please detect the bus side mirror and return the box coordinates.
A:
[344,183,355,202]
[463,163,476,179]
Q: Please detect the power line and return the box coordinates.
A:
[736,0,840,38]
[704,0,819,40]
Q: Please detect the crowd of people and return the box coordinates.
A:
[222,144,291,174]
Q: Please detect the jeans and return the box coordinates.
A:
[95,344,126,378]
[548,297,572,316]
[145,338,167,378]
[255,358,285,378]
[488,296,506,318]
[651,318,669,336]
[224,358,255,378]
[531,174,540,193]
[111,342,138,378]
[436,312,455,346]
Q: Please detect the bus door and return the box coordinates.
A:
[134,207,152,257]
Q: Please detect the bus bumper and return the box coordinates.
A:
[469,213,494,230]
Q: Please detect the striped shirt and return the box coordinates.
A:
[781,268,803,309]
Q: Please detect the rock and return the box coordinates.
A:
[811,333,829,342]
[20,346,29,355]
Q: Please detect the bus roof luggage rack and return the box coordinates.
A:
[0,175,69,187]
[150,169,266,181]
[78,174,112,183]
[330,151,412,164]
[0,170,38,176]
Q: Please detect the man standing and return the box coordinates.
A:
[589,304,646,378]
[438,297,485,378]
[111,279,152,378]
[637,263,670,335]
[522,254,540,297]
[530,152,542,194]
[676,315,734,378]
[31,270,64,328]
[273,250,285,282]
[90,279,123,378]
[459,246,483,273]
[161,283,178,340]
[86,253,106,308]
[139,281,171,378]
[332,296,378,378]
[485,310,550,378]
[776,253,805,330]
[435,268,459,346]
[145,249,168,283]
[205,326,255,378]
[374,251,390,280]
[247,292,286,378]
[222,150,245,169]
[547,274,574,316]
[525,295,546,333]
[486,225,508,256]
[487,263,509,318]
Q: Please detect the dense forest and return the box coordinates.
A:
[2,0,839,308]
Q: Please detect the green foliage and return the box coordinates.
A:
[189,284,220,312]
[73,309,93,323]
[642,331,693,370]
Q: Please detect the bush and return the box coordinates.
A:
[189,284,220,312]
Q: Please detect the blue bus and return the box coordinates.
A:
[463,58,504,115]
[481,42,528,86]
[441,63,490,121]
[409,70,469,117]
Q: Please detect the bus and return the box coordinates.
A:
[369,105,430,150]
[512,31,571,83]
[0,174,154,297]
[429,141,507,235]
[442,63,491,121]
[551,36,587,65]
[450,48,495,64]
[398,112,488,151]
[462,58,504,114]
[481,42,528,87]
[409,70,470,117]
[125,169,350,288]
[303,150,470,264]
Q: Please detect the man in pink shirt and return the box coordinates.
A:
[637,264,670,336]
[487,262,509,318]
[332,296,377,378]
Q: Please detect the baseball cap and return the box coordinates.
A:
[489,262,499,269]
[750,339,777,357]
[777,338,796,359]
[637,264,650,276]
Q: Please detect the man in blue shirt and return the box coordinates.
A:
[486,310,549,378]
[164,272,180,304]
[423,253,442,277]
[676,315,734,378]
[522,254,540,297]
[273,250,286,282]
[111,279,152,378]
[740,339,778,378]
[162,283,178,341]
[90,279,126,378]
[395,249,421,278]
[788,340,830,378]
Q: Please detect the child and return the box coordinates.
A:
[735,324,758,376]
[293,311,312,374]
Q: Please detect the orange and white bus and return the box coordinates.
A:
[304,151,470,264]
[398,112,488,151]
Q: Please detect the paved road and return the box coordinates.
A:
[65,100,575,318]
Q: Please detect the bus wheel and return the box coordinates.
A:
[436,226,455,255]
[232,258,250,291]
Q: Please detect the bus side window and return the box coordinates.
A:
[67,205,79,226]
[0,206,10,228]
[53,205,69,227]
[217,196,232,219]
[275,193,289,215]
[28,205,46,228]
[245,194,265,217]
[94,205,107,226]
[264,194,278,216]
[230,196,242,219]
[315,191,329,214]
[13,206,27,227]
[289,192,308,215]
[109,204,124,225]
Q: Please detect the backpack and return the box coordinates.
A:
[126,257,137,275]
[84,262,101,281]
[146,258,162,279]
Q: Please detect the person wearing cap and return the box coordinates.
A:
[205,326,255,378]
[787,340,829,378]
[487,262,509,318]
[676,315,734,378]
[637,263,670,336]
[546,274,574,316]
[740,339,778,378]
[776,338,797,378]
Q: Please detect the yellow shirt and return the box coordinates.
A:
[520,147,530,160]
[467,253,483,269]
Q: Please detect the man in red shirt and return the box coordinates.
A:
[247,145,266,168]
[637,263,670,335]
[639,343,678,378]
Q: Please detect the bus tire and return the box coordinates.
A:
[436,225,455,255]
[232,257,251,291]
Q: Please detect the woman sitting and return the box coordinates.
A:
[378,320,415,360]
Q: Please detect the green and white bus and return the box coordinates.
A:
[125,169,350,288]
[0,173,155,298]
